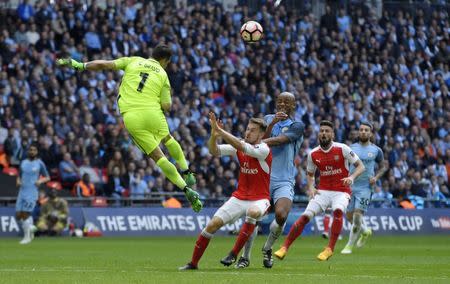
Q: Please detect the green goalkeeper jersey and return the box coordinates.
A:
[114,56,171,114]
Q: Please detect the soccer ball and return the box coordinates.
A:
[240,21,263,42]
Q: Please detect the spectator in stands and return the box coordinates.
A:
[79,156,102,186]
[105,165,126,204]
[36,189,69,236]
[124,161,137,189]
[372,185,394,208]
[130,169,149,199]
[17,0,34,22]
[73,173,96,198]
[410,172,428,198]
[106,150,126,177]
[0,1,448,208]
[3,128,21,167]
[58,152,79,184]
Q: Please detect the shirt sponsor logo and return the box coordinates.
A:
[241,162,258,174]
[320,166,343,176]
[241,167,258,174]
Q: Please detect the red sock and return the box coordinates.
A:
[328,210,343,251]
[283,215,309,249]
[323,214,330,233]
[231,222,256,256]
[191,233,211,267]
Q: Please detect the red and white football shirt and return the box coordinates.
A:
[218,142,272,200]
[307,142,360,194]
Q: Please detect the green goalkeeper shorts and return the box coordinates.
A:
[122,109,169,155]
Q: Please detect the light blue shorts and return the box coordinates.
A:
[347,190,372,212]
[16,196,37,213]
[270,181,294,204]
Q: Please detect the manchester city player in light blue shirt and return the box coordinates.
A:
[238,92,304,268]
[341,122,387,254]
[16,142,50,244]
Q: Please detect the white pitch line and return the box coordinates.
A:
[184,271,448,281]
[0,268,448,280]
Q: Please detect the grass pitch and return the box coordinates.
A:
[0,235,449,283]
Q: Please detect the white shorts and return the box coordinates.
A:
[214,197,271,224]
[303,190,350,218]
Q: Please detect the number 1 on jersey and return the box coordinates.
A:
[137,72,149,92]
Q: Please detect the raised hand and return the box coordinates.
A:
[341,176,354,186]
[209,112,222,133]
[273,112,288,123]
[56,58,85,71]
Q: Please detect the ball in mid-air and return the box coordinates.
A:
[240,20,263,42]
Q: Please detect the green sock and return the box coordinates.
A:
[156,157,187,190]
[164,137,189,171]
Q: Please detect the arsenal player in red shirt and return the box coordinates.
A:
[274,120,365,261]
[179,112,273,270]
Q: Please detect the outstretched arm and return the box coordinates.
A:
[57,58,117,71]
[263,116,304,147]
[207,126,220,157]
[84,60,117,71]
[262,112,287,139]
[264,135,290,147]
[209,112,245,152]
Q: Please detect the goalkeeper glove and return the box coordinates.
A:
[56,58,86,71]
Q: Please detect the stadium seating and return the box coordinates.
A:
[0,0,447,208]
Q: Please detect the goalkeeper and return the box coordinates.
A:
[57,44,202,212]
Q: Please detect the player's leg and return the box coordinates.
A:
[16,198,36,244]
[341,197,356,254]
[237,222,258,268]
[322,210,332,239]
[356,192,372,248]
[149,147,202,212]
[263,198,291,251]
[15,210,26,242]
[274,191,327,260]
[123,112,202,212]
[342,209,363,253]
[260,183,293,267]
[357,218,372,247]
[179,216,224,270]
[180,198,243,270]
[318,192,350,261]
[161,134,196,186]
[223,199,269,267]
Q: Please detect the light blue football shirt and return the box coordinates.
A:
[350,142,384,192]
[19,159,49,199]
[264,115,304,183]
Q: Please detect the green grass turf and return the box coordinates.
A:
[0,235,449,284]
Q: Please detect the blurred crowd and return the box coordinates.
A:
[0,0,448,208]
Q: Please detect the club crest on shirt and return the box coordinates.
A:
[334,155,340,161]
[282,127,289,133]
[368,152,374,158]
